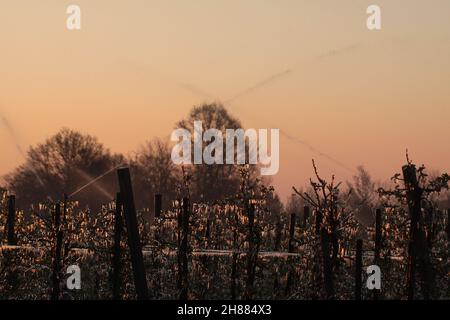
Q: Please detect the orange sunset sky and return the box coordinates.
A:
[1,0,450,201]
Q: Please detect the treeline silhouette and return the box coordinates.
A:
[3,104,261,212]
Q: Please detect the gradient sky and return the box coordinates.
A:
[1,0,450,201]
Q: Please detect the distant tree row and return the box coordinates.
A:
[2,104,264,211]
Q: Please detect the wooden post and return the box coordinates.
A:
[51,202,63,300]
[3,195,18,295]
[447,208,450,298]
[176,200,183,294]
[303,206,310,227]
[117,168,148,300]
[230,208,238,300]
[288,212,296,253]
[178,197,190,300]
[315,209,323,236]
[112,192,123,300]
[245,203,257,300]
[274,214,282,251]
[355,239,363,301]
[313,208,326,298]
[317,208,332,299]
[273,214,282,297]
[403,165,420,300]
[373,209,382,300]
[402,164,433,300]
[7,195,16,245]
[63,193,68,224]
[63,193,69,263]
[181,197,190,300]
[374,209,382,263]
[447,208,450,242]
[321,228,334,299]
[205,218,211,249]
[286,212,296,295]
[154,194,162,218]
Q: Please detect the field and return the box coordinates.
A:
[1,161,449,301]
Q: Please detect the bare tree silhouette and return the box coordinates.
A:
[131,138,180,210]
[5,128,123,209]
[176,103,259,203]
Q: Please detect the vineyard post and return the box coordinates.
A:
[448,208,450,297]
[245,202,257,300]
[274,213,282,251]
[3,195,18,295]
[447,208,450,242]
[205,218,211,249]
[112,192,123,300]
[154,194,162,218]
[176,199,182,294]
[315,209,323,236]
[312,208,323,297]
[231,207,238,300]
[315,209,334,298]
[117,168,149,300]
[178,197,190,300]
[273,214,281,295]
[321,228,334,299]
[374,208,382,300]
[231,252,238,300]
[285,212,296,295]
[403,165,420,300]
[303,206,310,228]
[288,212,296,253]
[6,195,16,245]
[355,239,363,300]
[202,214,212,280]
[51,202,63,300]
[402,164,434,300]
[374,209,382,263]
[63,193,68,225]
